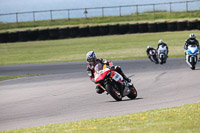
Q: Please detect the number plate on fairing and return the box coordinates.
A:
[112,73,122,81]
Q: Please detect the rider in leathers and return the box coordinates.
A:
[184,33,200,60]
[184,33,199,50]
[86,51,131,94]
[157,40,169,56]
[146,45,157,62]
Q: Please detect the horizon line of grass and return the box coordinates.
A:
[0,10,200,32]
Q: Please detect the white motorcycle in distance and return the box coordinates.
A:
[157,44,168,64]
[185,44,199,70]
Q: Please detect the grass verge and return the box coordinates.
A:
[0,74,45,81]
[0,30,199,65]
[3,102,200,132]
[0,10,200,32]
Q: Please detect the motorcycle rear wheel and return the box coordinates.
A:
[105,83,122,101]
[127,86,137,99]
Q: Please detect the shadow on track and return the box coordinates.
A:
[107,97,143,102]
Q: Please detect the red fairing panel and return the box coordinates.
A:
[95,69,111,83]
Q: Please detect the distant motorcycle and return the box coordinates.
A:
[94,63,137,101]
[185,44,199,70]
[157,44,168,64]
[149,49,159,64]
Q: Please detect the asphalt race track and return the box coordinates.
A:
[0,58,200,131]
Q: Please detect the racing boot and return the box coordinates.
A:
[120,70,131,82]
[123,75,131,83]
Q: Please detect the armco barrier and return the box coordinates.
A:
[108,24,119,35]
[58,27,69,39]
[99,25,109,35]
[28,29,39,41]
[187,20,197,30]
[157,22,168,32]
[49,28,59,39]
[69,26,79,38]
[38,29,49,40]
[89,26,100,36]
[18,30,29,42]
[167,22,177,31]
[0,20,200,43]
[148,23,157,32]
[129,23,139,33]
[177,21,187,31]
[8,32,19,42]
[197,20,200,30]
[119,24,129,34]
[79,26,90,37]
[138,23,148,33]
[0,32,8,43]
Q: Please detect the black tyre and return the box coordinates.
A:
[160,55,164,64]
[191,66,195,70]
[191,57,196,70]
[105,83,122,101]
[127,86,137,99]
[153,55,159,64]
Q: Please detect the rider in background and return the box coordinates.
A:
[184,33,199,50]
[86,51,131,94]
[146,45,157,62]
[157,40,169,57]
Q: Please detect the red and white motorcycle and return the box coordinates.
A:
[94,63,137,101]
[149,49,159,64]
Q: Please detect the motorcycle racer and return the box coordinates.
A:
[86,51,131,94]
[146,45,157,62]
[157,40,169,56]
[184,33,199,50]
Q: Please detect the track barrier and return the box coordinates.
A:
[0,20,200,43]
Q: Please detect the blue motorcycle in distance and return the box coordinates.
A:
[185,44,199,70]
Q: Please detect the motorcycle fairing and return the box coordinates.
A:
[158,45,167,55]
[94,68,111,83]
[110,71,124,84]
[185,45,199,69]
[187,45,199,55]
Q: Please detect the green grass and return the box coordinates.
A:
[0,10,200,31]
[3,102,200,132]
[0,74,45,81]
[0,30,199,65]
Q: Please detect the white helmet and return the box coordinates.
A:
[147,45,152,49]
[158,40,164,45]
[86,51,96,64]
[189,33,196,39]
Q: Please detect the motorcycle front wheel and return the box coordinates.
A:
[127,86,137,99]
[191,57,196,70]
[153,55,159,64]
[105,83,122,101]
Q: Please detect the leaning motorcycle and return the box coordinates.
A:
[149,49,159,64]
[94,63,137,101]
[157,44,168,64]
[185,44,199,70]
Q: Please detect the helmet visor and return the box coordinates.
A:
[87,58,95,64]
